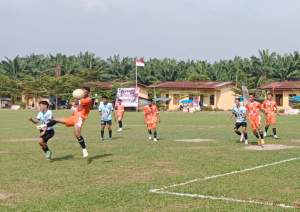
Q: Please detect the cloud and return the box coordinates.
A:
[79,0,110,13]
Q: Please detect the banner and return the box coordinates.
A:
[116,88,139,107]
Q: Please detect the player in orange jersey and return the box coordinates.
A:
[245,94,265,146]
[144,99,160,142]
[262,93,279,139]
[115,99,125,132]
[45,87,92,157]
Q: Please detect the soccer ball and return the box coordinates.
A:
[72,89,85,99]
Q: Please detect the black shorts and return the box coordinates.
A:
[101,120,112,126]
[234,122,247,129]
[40,129,55,142]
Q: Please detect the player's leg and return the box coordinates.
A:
[264,114,270,137]
[153,123,158,142]
[242,123,248,144]
[39,130,54,160]
[117,115,123,132]
[100,121,106,141]
[271,115,279,139]
[107,121,112,141]
[74,118,88,158]
[147,124,152,140]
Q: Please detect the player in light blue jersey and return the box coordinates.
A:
[232,98,248,144]
[28,101,55,160]
[98,95,114,141]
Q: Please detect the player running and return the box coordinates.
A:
[262,93,279,139]
[115,99,125,132]
[29,101,55,160]
[232,98,248,144]
[144,99,160,142]
[45,87,92,158]
[245,94,264,147]
[99,95,114,141]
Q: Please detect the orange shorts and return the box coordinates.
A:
[249,115,261,130]
[147,123,157,130]
[64,115,84,128]
[266,113,276,125]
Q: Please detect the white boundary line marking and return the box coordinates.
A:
[150,157,300,209]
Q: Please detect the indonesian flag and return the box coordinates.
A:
[136,58,145,67]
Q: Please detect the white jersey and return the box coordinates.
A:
[98,102,114,121]
[232,105,247,123]
[36,110,54,130]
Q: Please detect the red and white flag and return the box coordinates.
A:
[135,58,145,67]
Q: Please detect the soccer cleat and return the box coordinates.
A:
[273,135,279,139]
[100,137,104,142]
[117,128,123,132]
[148,136,152,140]
[257,140,261,146]
[153,138,158,142]
[82,149,88,158]
[244,140,248,145]
[108,137,112,142]
[263,131,267,137]
[261,139,265,145]
[45,150,52,160]
[36,124,47,130]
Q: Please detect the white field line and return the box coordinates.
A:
[150,157,300,209]
[151,190,295,209]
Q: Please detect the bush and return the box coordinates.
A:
[202,106,213,111]
[292,103,300,109]
[278,109,285,113]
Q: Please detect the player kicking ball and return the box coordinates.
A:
[99,95,114,141]
[231,98,248,144]
[115,99,125,132]
[45,87,92,158]
[29,101,55,160]
[144,99,160,142]
[262,93,279,139]
[245,94,265,147]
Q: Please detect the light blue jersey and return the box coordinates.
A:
[98,102,114,121]
[36,110,54,130]
[232,105,247,123]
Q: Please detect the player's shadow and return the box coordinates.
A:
[51,154,74,162]
[87,153,112,164]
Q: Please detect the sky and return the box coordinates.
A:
[0,0,300,61]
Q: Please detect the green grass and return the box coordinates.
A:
[0,110,300,211]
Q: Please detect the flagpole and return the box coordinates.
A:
[135,62,138,112]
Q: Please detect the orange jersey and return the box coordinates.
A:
[115,103,125,117]
[262,100,277,114]
[246,101,261,117]
[144,104,159,124]
[75,97,92,119]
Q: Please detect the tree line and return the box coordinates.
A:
[1,50,300,103]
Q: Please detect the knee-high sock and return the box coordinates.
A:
[272,128,277,135]
[78,136,86,149]
[101,130,104,138]
[244,133,248,140]
[259,130,264,139]
[148,130,152,135]
[265,126,269,133]
[109,130,112,138]
[154,131,157,138]
[235,130,241,136]
[118,121,122,128]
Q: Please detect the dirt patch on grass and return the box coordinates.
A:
[175,139,215,143]
[245,144,298,151]
[0,192,13,200]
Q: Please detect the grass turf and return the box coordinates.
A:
[0,110,300,211]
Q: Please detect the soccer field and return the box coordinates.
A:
[1,110,300,211]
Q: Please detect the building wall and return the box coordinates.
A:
[215,86,236,110]
[156,86,235,111]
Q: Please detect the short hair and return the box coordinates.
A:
[39,101,49,108]
[267,93,273,97]
[102,95,108,99]
[235,97,240,102]
[117,99,122,102]
[82,87,90,92]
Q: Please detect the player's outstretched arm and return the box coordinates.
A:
[28,117,39,124]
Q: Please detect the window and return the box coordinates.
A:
[275,94,283,106]
[210,95,215,105]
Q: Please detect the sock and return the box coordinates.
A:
[47,120,57,127]
[259,131,264,139]
[118,121,122,128]
[77,136,86,149]
[244,133,248,140]
[42,145,49,153]
[235,130,242,136]
[101,130,104,139]
[109,130,112,138]
[265,126,269,133]
[148,130,152,135]
[154,131,157,138]
[272,128,277,135]
[254,132,259,139]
